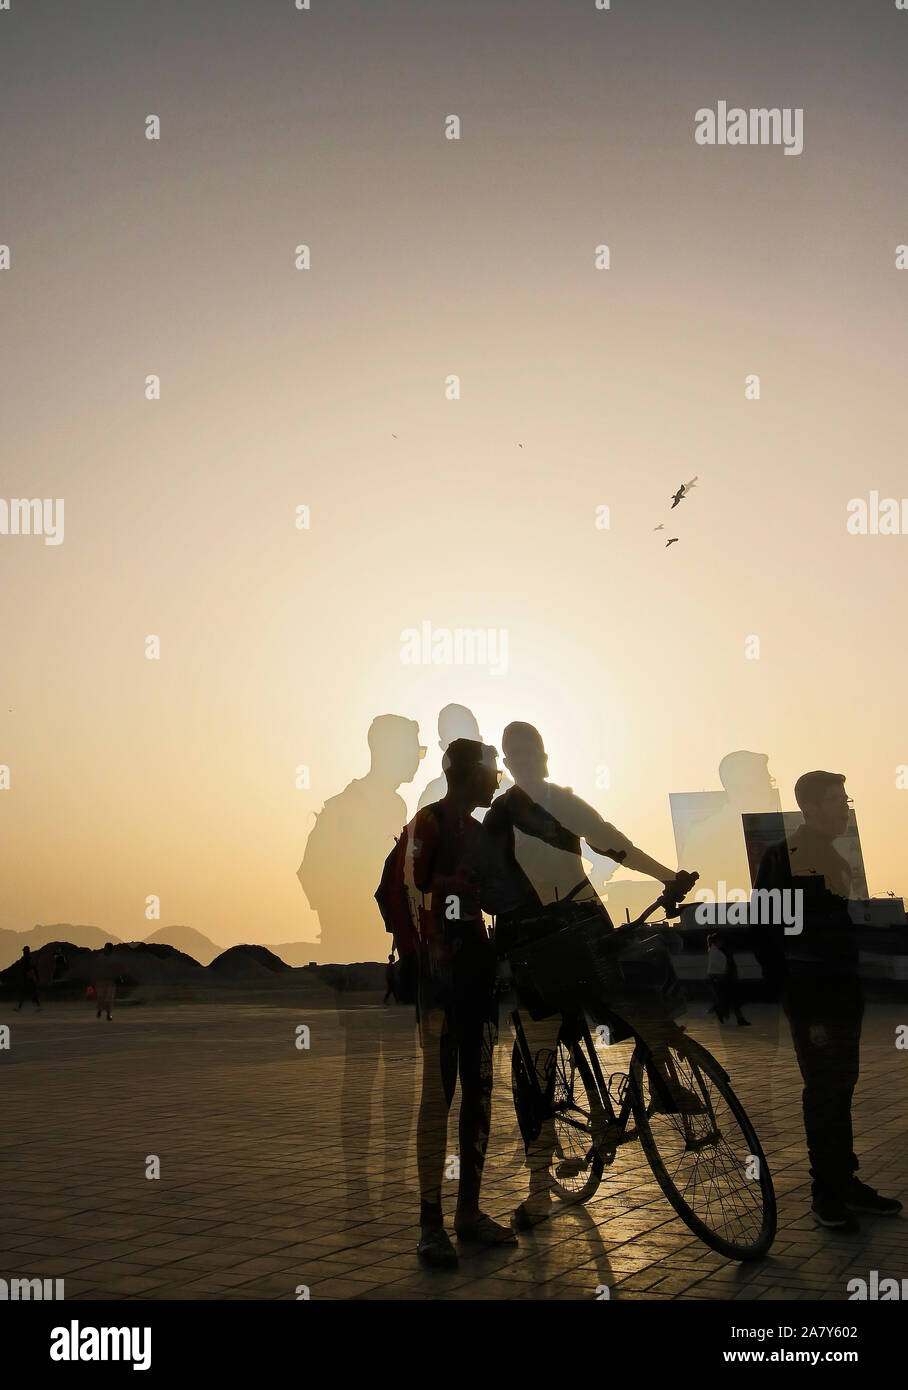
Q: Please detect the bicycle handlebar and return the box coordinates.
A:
[619,871,699,931]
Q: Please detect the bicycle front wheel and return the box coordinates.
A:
[628,1033,776,1261]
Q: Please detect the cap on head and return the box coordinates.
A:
[794,770,846,812]
[442,738,498,785]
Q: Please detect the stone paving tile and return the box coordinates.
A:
[1,1000,905,1301]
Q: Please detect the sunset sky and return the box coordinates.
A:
[2,1,906,954]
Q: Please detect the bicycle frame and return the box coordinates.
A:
[502,879,777,1261]
[509,1002,644,1159]
[504,881,697,1160]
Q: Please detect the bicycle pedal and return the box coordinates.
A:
[607,1072,628,1106]
[555,1158,589,1178]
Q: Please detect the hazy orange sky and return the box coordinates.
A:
[2,1,906,953]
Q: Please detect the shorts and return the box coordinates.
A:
[416,933,496,1047]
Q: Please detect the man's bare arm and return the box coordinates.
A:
[588,837,675,885]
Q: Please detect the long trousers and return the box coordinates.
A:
[784,979,863,1200]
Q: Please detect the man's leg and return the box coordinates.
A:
[729,980,750,1025]
[785,989,862,1219]
[710,977,727,1022]
[512,1012,562,1224]
[453,1007,493,1217]
[415,970,459,1263]
[446,943,516,1245]
[612,987,702,1114]
[339,1007,381,1213]
[416,1012,456,1211]
[452,1015,497,1218]
[378,1006,418,1209]
[831,994,902,1216]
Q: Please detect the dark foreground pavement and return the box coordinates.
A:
[0,999,904,1300]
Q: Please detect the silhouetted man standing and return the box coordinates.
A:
[483,721,697,1227]
[378,738,516,1266]
[755,771,901,1229]
[298,714,426,1214]
[297,714,425,963]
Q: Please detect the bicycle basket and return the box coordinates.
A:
[507,915,680,1022]
[505,910,619,1020]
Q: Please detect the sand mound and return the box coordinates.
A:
[207,944,290,978]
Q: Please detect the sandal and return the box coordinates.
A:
[454,1211,519,1246]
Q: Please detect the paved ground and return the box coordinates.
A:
[0,998,904,1300]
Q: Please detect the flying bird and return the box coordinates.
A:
[670,476,698,509]
[391,434,398,439]
[654,523,664,531]
[665,537,679,548]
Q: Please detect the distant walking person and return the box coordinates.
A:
[383,951,398,1004]
[95,943,117,1021]
[706,933,750,1025]
[14,946,41,1011]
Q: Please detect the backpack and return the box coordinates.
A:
[374,825,419,956]
[296,796,346,913]
[373,802,453,956]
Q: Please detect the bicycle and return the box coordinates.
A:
[499,881,777,1262]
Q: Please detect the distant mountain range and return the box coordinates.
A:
[0,937,385,997]
[0,924,124,955]
[143,925,225,965]
[0,924,339,971]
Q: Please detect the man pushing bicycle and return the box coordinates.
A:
[481,721,698,1228]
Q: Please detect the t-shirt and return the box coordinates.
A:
[706,945,727,977]
[403,801,493,949]
[753,823,858,988]
[298,775,409,961]
[482,783,636,913]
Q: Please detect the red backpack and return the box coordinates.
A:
[374,825,419,956]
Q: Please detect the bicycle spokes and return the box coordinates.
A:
[631,1039,775,1259]
[546,1040,606,1201]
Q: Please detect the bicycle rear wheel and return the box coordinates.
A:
[549,1037,606,1202]
[510,1036,605,1204]
[628,1033,776,1260]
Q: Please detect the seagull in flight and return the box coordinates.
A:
[654,523,664,531]
[670,476,698,509]
[665,537,679,548]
